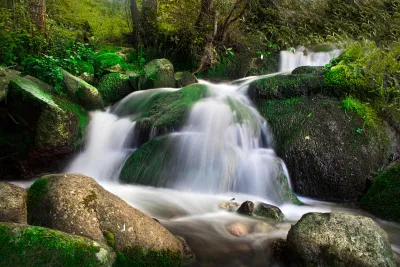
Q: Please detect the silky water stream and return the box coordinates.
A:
[18,49,400,266]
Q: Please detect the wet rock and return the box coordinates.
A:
[175,71,198,87]
[0,222,115,266]
[176,236,196,262]
[292,66,324,75]
[0,183,27,224]
[361,163,400,222]
[62,69,104,110]
[237,201,254,216]
[251,222,275,234]
[219,201,239,211]
[286,212,396,267]
[98,73,136,105]
[226,222,248,237]
[253,203,284,222]
[139,59,175,90]
[28,174,184,265]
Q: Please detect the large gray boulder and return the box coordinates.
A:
[27,174,184,265]
[139,59,175,90]
[0,183,27,224]
[286,212,396,267]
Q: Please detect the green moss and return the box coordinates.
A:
[94,53,128,76]
[98,73,134,104]
[361,164,400,222]
[0,223,112,267]
[104,231,115,248]
[77,61,94,75]
[115,247,182,267]
[291,66,324,75]
[341,97,378,129]
[27,178,47,225]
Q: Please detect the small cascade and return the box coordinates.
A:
[279,47,342,72]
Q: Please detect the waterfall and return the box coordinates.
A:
[66,48,339,202]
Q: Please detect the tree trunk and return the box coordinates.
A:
[130,0,140,52]
[29,0,46,32]
[142,0,158,47]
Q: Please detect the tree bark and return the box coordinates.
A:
[142,0,158,47]
[29,0,46,32]
[130,0,140,52]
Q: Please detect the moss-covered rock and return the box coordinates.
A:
[0,222,115,266]
[291,66,324,75]
[286,212,396,267]
[253,203,284,222]
[0,67,9,102]
[98,73,136,105]
[62,69,104,110]
[248,73,325,100]
[94,53,127,76]
[361,164,400,222]
[175,71,198,87]
[256,96,390,201]
[0,183,27,224]
[27,174,184,265]
[139,59,176,90]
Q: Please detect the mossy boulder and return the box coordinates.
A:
[286,212,396,267]
[62,69,104,110]
[3,73,88,156]
[94,53,127,76]
[253,203,284,222]
[248,73,325,100]
[256,96,389,201]
[139,59,176,90]
[98,73,136,105]
[27,174,184,265]
[237,201,255,216]
[0,183,27,224]
[0,67,9,102]
[361,164,400,222]
[291,66,324,75]
[175,71,198,87]
[0,222,115,266]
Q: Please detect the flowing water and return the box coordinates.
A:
[34,48,400,265]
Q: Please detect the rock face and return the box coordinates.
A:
[0,222,115,266]
[253,203,284,222]
[27,174,184,265]
[256,96,389,201]
[98,73,136,105]
[286,212,396,267]
[0,183,27,224]
[237,201,255,216]
[361,164,400,222]
[139,59,175,90]
[175,71,198,87]
[62,69,104,110]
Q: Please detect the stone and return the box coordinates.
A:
[27,174,184,265]
[98,73,136,104]
[237,201,255,216]
[139,59,175,90]
[226,222,248,237]
[251,222,275,233]
[253,203,284,222]
[219,201,239,211]
[0,183,27,224]
[175,71,198,87]
[286,212,396,267]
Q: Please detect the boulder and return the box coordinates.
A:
[0,222,115,266]
[219,201,239,211]
[292,66,324,75]
[361,164,400,222]
[253,203,284,222]
[27,174,184,265]
[237,201,255,216]
[62,69,104,110]
[286,212,396,267]
[98,73,136,105]
[256,96,389,201]
[94,53,127,76]
[225,222,248,237]
[0,67,9,102]
[175,71,198,87]
[0,183,27,224]
[139,59,175,90]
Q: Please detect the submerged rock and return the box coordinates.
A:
[226,222,248,237]
[27,173,184,266]
[0,183,27,224]
[237,201,255,216]
[62,69,104,110]
[175,71,198,87]
[219,201,239,211]
[286,212,396,267]
[139,59,175,90]
[253,203,284,222]
[256,96,389,201]
[0,222,115,266]
[361,164,400,222]
[251,222,275,234]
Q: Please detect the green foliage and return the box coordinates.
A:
[104,231,115,248]
[126,47,147,71]
[342,97,378,129]
[361,164,400,222]
[116,247,182,267]
[93,52,128,76]
[0,223,108,266]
